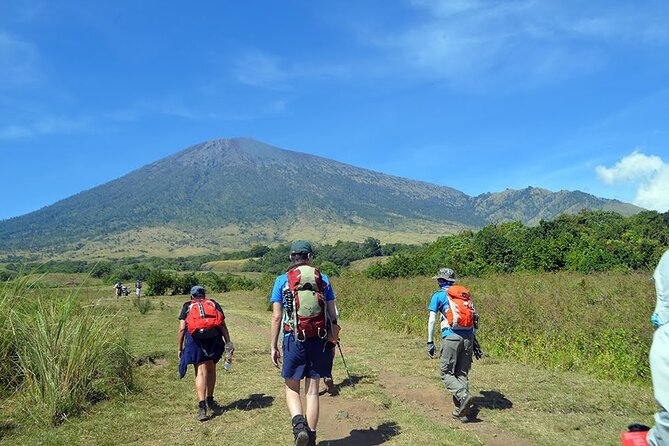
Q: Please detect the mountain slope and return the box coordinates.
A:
[0,138,642,258]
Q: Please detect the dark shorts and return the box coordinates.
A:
[282,333,334,380]
[178,332,224,379]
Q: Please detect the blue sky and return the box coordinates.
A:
[2,0,669,221]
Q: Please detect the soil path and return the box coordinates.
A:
[228,304,534,446]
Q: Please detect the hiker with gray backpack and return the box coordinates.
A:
[427,267,478,422]
[270,240,340,446]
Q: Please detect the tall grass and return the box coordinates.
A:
[337,270,656,385]
[6,284,133,425]
[0,280,18,393]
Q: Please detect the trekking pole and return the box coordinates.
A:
[336,341,354,389]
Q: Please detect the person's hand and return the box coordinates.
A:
[178,349,183,359]
[225,341,235,355]
[427,341,436,358]
[271,347,281,368]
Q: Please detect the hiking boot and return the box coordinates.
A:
[452,393,475,418]
[207,398,224,415]
[292,414,309,446]
[197,406,209,422]
[324,377,336,395]
[307,430,317,446]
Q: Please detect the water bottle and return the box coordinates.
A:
[223,342,233,371]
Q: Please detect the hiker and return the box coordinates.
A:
[426,267,477,421]
[648,249,669,445]
[270,240,339,446]
[114,282,123,299]
[178,285,234,421]
[135,279,142,297]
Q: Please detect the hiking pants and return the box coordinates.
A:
[439,333,473,402]
[649,324,669,446]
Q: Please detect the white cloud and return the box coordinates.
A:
[0,115,90,140]
[596,150,669,211]
[372,0,669,89]
[0,31,40,86]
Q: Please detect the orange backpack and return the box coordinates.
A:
[444,285,475,330]
[185,299,224,339]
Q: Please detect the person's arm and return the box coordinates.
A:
[220,321,233,352]
[177,319,186,359]
[270,302,283,368]
[428,311,437,342]
[326,300,338,323]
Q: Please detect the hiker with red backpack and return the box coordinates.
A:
[270,240,340,446]
[427,267,478,421]
[177,285,234,421]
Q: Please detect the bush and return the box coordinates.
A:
[12,289,133,425]
[146,270,175,296]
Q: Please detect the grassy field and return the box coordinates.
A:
[0,271,659,445]
[348,256,390,271]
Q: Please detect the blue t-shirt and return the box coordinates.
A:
[428,286,475,337]
[270,269,336,336]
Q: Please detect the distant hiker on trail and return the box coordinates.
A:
[114,282,123,299]
[426,267,478,421]
[270,240,340,446]
[178,285,234,422]
[135,279,142,297]
[648,249,669,445]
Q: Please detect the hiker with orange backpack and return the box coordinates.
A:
[178,285,234,421]
[427,268,478,421]
[270,240,340,446]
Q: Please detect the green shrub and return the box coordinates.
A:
[337,271,655,385]
[13,290,133,425]
[132,296,153,314]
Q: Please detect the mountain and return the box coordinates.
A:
[0,138,642,259]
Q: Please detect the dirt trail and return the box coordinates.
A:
[228,305,534,446]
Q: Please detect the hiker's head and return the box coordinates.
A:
[433,268,457,287]
[289,240,313,264]
[190,285,206,299]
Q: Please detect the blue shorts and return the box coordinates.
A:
[281,333,334,380]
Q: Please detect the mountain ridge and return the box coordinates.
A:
[0,137,642,258]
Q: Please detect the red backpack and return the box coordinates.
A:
[284,264,327,341]
[185,299,224,339]
[444,285,475,330]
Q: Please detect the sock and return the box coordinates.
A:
[198,400,206,409]
[206,395,214,404]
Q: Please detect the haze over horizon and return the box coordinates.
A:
[2,0,669,221]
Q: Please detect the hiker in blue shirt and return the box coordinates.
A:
[270,240,339,446]
[648,249,669,445]
[427,267,477,421]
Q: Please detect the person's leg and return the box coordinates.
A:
[648,326,669,445]
[204,360,216,398]
[304,377,320,429]
[194,363,208,421]
[285,378,303,417]
[454,336,474,393]
[194,362,208,402]
[440,336,465,399]
[286,378,309,445]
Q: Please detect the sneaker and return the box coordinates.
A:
[324,377,336,395]
[292,415,310,446]
[197,407,209,422]
[207,398,224,415]
[452,393,475,418]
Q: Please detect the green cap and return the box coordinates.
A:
[290,240,313,254]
